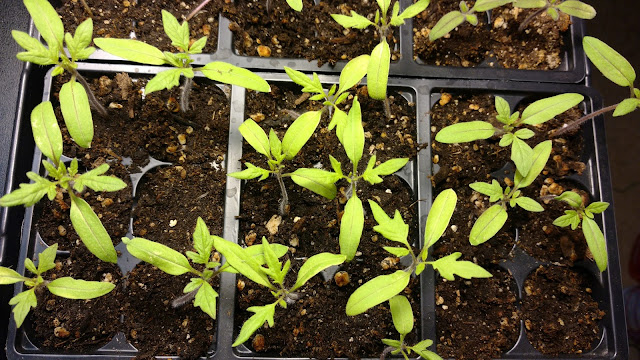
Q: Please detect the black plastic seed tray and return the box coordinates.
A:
[1,63,626,359]
[31,0,587,83]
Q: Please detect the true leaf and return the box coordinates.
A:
[512,0,545,7]
[161,10,190,51]
[30,101,62,163]
[337,55,370,95]
[0,174,55,207]
[469,180,503,202]
[193,217,214,260]
[469,204,508,245]
[362,157,409,184]
[499,133,514,146]
[329,155,343,178]
[223,241,289,274]
[429,11,465,41]
[435,121,495,143]
[520,93,584,125]
[9,289,37,328]
[583,36,636,87]
[431,252,493,280]
[201,62,270,92]
[511,137,533,176]
[367,39,390,100]
[94,38,167,65]
[396,0,430,22]
[556,1,596,19]
[330,109,348,143]
[189,36,207,54]
[37,243,58,275]
[214,238,274,289]
[556,191,583,208]
[194,282,218,319]
[291,253,346,291]
[547,7,559,20]
[424,189,457,250]
[342,97,365,169]
[73,164,127,192]
[553,213,579,228]
[284,67,322,93]
[340,195,364,261]
[494,96,511,118]
[239,119,270,157]
[346,270,410,315]
[473,0,513,12]
[414,349,443,360]
[25,0,64,50]
[514,140,552,188]
[514,128,535,140]
[286,0,303,11]
[232,303,276,346]
[289,168,340,199]
[613,98,640,117]
[228,163,270,181]
[582,217,607,272]
[47,277,115,299]
[282,111,322,159]
[145,68,185,94]
[383,247,410,257]
[514,197,544,212]
[377,0,391,16]
[12,30,57,65]
[70,196,118,263]
[586,201,609,214]
[123,237,193,275]
[382,339,402,348]
[331,11,375,29]
[67,19,94,60]
[0,267,28,285]
[368,200,409,246]
[262,237,283,283]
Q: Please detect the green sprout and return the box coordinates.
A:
[0,244,115,328]
[429,0,512,41]
[381,295,442,360]
[512,0,596,31]
[13,0,108,148]
[0,102,127,263]
[552,191,609,272]
[435,93,583,177]
[332,0,430,118]
[553,37,640,137]
[346,189,492,316]
[215,237,346,347]
[122,217,289,319]
[94,10,270,114]
[467,141,552,245]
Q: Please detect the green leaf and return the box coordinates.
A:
[396,0,430,22]
[514,128,535,140]
[340,195,364,261]
[25,0,64,50]
[368,200,409,246]
[520,93,584,125]
[229,163,270,181]
[586,201,609,214]
[583,36,636,87]
[47,277,115,299]
[613,98,640,117]
[469,180,503,203]
[435,121,495,143]
[291,253,346,291]
[60,79,94,148]
[184,278,204,293]
[514,140,552,188]
[515,197,544,212]
[329,109,348,143]
[346,270,410,315]
[469,204,508,245]
[411,339,434,353]
[12,30,57,65]
[512,0,546,8]
[329,155,343,178]
[362,157,409,184]
[232,303,276,347]
[67,18,94,60]
[9,289,37,328]
[367,39,390,100]
[194,282,218,319]
[122,237,193,275]
[214,238,274,289]
[382,339,402,348]
[269,129,282,158]
[24,259,37,276]
[429,11,465,41]
[222,242,289,274]
[424,189,457,250]
[282,111,321,160]
[337,55,370,95]
[193,217,214,260]
[413,349,443,360]
[261,237,283,283]
[37,243,58,275]
[0,267,28,285]
[284,67,323,93]
[473,0,512,12]
[383,247,410,257]
[582,217,607,272]
[555,191,583,208]
[161,10,190,51]
[73,164,127,192]
[553,213,579,228]
[286,0,303,11]
[145,68,184,94]
[289,168,340,199]
[499,133,514,147]
[0,172,56,207]
[70,196,118,263]
[94,38,167,65]
[342,97,365,169]
[556,1,596,19]
[200,62,270,92]
[431,252,493,280]
[547,7,559,20]
[377,0,391,16]
[389,295,413,335]
[494,96,511,118]
[30,101,62,162]
[511,137,533,176]
[239,119,270,157]
[466,14,478,25]
[390,1,404,26]
[189,36,207,54]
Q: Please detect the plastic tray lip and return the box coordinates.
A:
[25,0,587,83]
[2,63,627,359]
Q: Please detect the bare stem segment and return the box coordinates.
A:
[185,0,211,21]
[276,172,289,216]
[181,77,193,113]
[72,70,108,117]
[518,7,547,32]
[551,103,619,137]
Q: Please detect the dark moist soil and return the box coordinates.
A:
[57,0,220,53]
[522,265,604,355]
[435,267,519,360]
[29,247,123,352]
[413,0,570,70]
[224,0,399,66]
[123,263,216,359]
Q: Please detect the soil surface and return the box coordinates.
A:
[414,0,571,70]
[522,265,604,355]
[57,0,220,53]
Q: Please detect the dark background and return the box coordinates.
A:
[0,0,638,358]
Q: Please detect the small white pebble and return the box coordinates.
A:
[169,219,178,227]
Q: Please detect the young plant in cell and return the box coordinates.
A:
[284,55,370,143]
[553,37,640,137]
[512,0,596,32]
[0,102,126,263]
[215,237,346,347]
[186,0,303,20]
[121,217,289,318]
[551,191,609,272]
[346,189,492,316]
[13,0,107,148]
[435,93,583,177]
[331,0,430,118]
[468,141,552,245]
[380,295,442,360]
[428,0,513,41]
[94,10,270,114]
[0,244,115,328]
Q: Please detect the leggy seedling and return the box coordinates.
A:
[346,189,492,316]
[94,10,270,114]
[13,0,107,148]
[332,0,429,118]
[215,237,346,347]
[381,295,441,360]
[0,103,126,263]
[122,217,288,318]
[552,191,609,272]
[467,141,552,245]
[0,244,115,328]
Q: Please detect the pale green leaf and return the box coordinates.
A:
[499,133,514,146]
[583,36,636,87]
[389,295,413,335]
[37,243,58,274]
[368,200,409,246]
[232,303,276,346]
[189,36,207,54]
[513,0,546,8]
[473,0,512,12]
[424,189,457,249]
[25,0,64,50]
[342,97,365,169]
[94,38,167,65]
[338,55,370,95]
[383,247,410,257]
[214,238,274,289]
[284,67,322,93]
[145,68,184,94]
[556,191,583,208]
[339,195,364,261]
[286,0,303,11]
[435,121,495,143]
[346,270,410,315]
[331,12,375,29]
[367,39,390,100]
[466,14,478,25]
[494,96,511,118]
[10,289,37,328]
[239,119,270,157]
[431,252,493,280]
[469,180,503,202]
[60,79,94,148]
[329,109,348,143]
[547,7,559,20]
[68,19,94,59]
[292,253,346,291]
[123,237,193,275]
[469,204,508,245]
[382,339,402,348]
[282,111,321,160]
[74,164,127,192]
[30,101,62,162]
[511,137,533,176]
[70,196,117,263]
[12,30,57,65]
[162,10,190,51]
[0,174,54,207]
[613,98,640,117]
[47,277,115,299]
[397,0,430,22]
[414,349,443,360]
[521,93,584,125]
[556,1,596,19]
[514,128,535,140]
[363,157,409,184]
[377,0,391,16]
[192,217,214,260]
[194,282,218,319]
[429,11,465,41]
[553,213,579,228]
[515,196,544,212]
[582,217,607,272]
[586,201,609,214]
[228,163,270,181]
[0,267,28,285]
[289,168,340,199]
[514,140,552,188]
[200,62,270,92]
